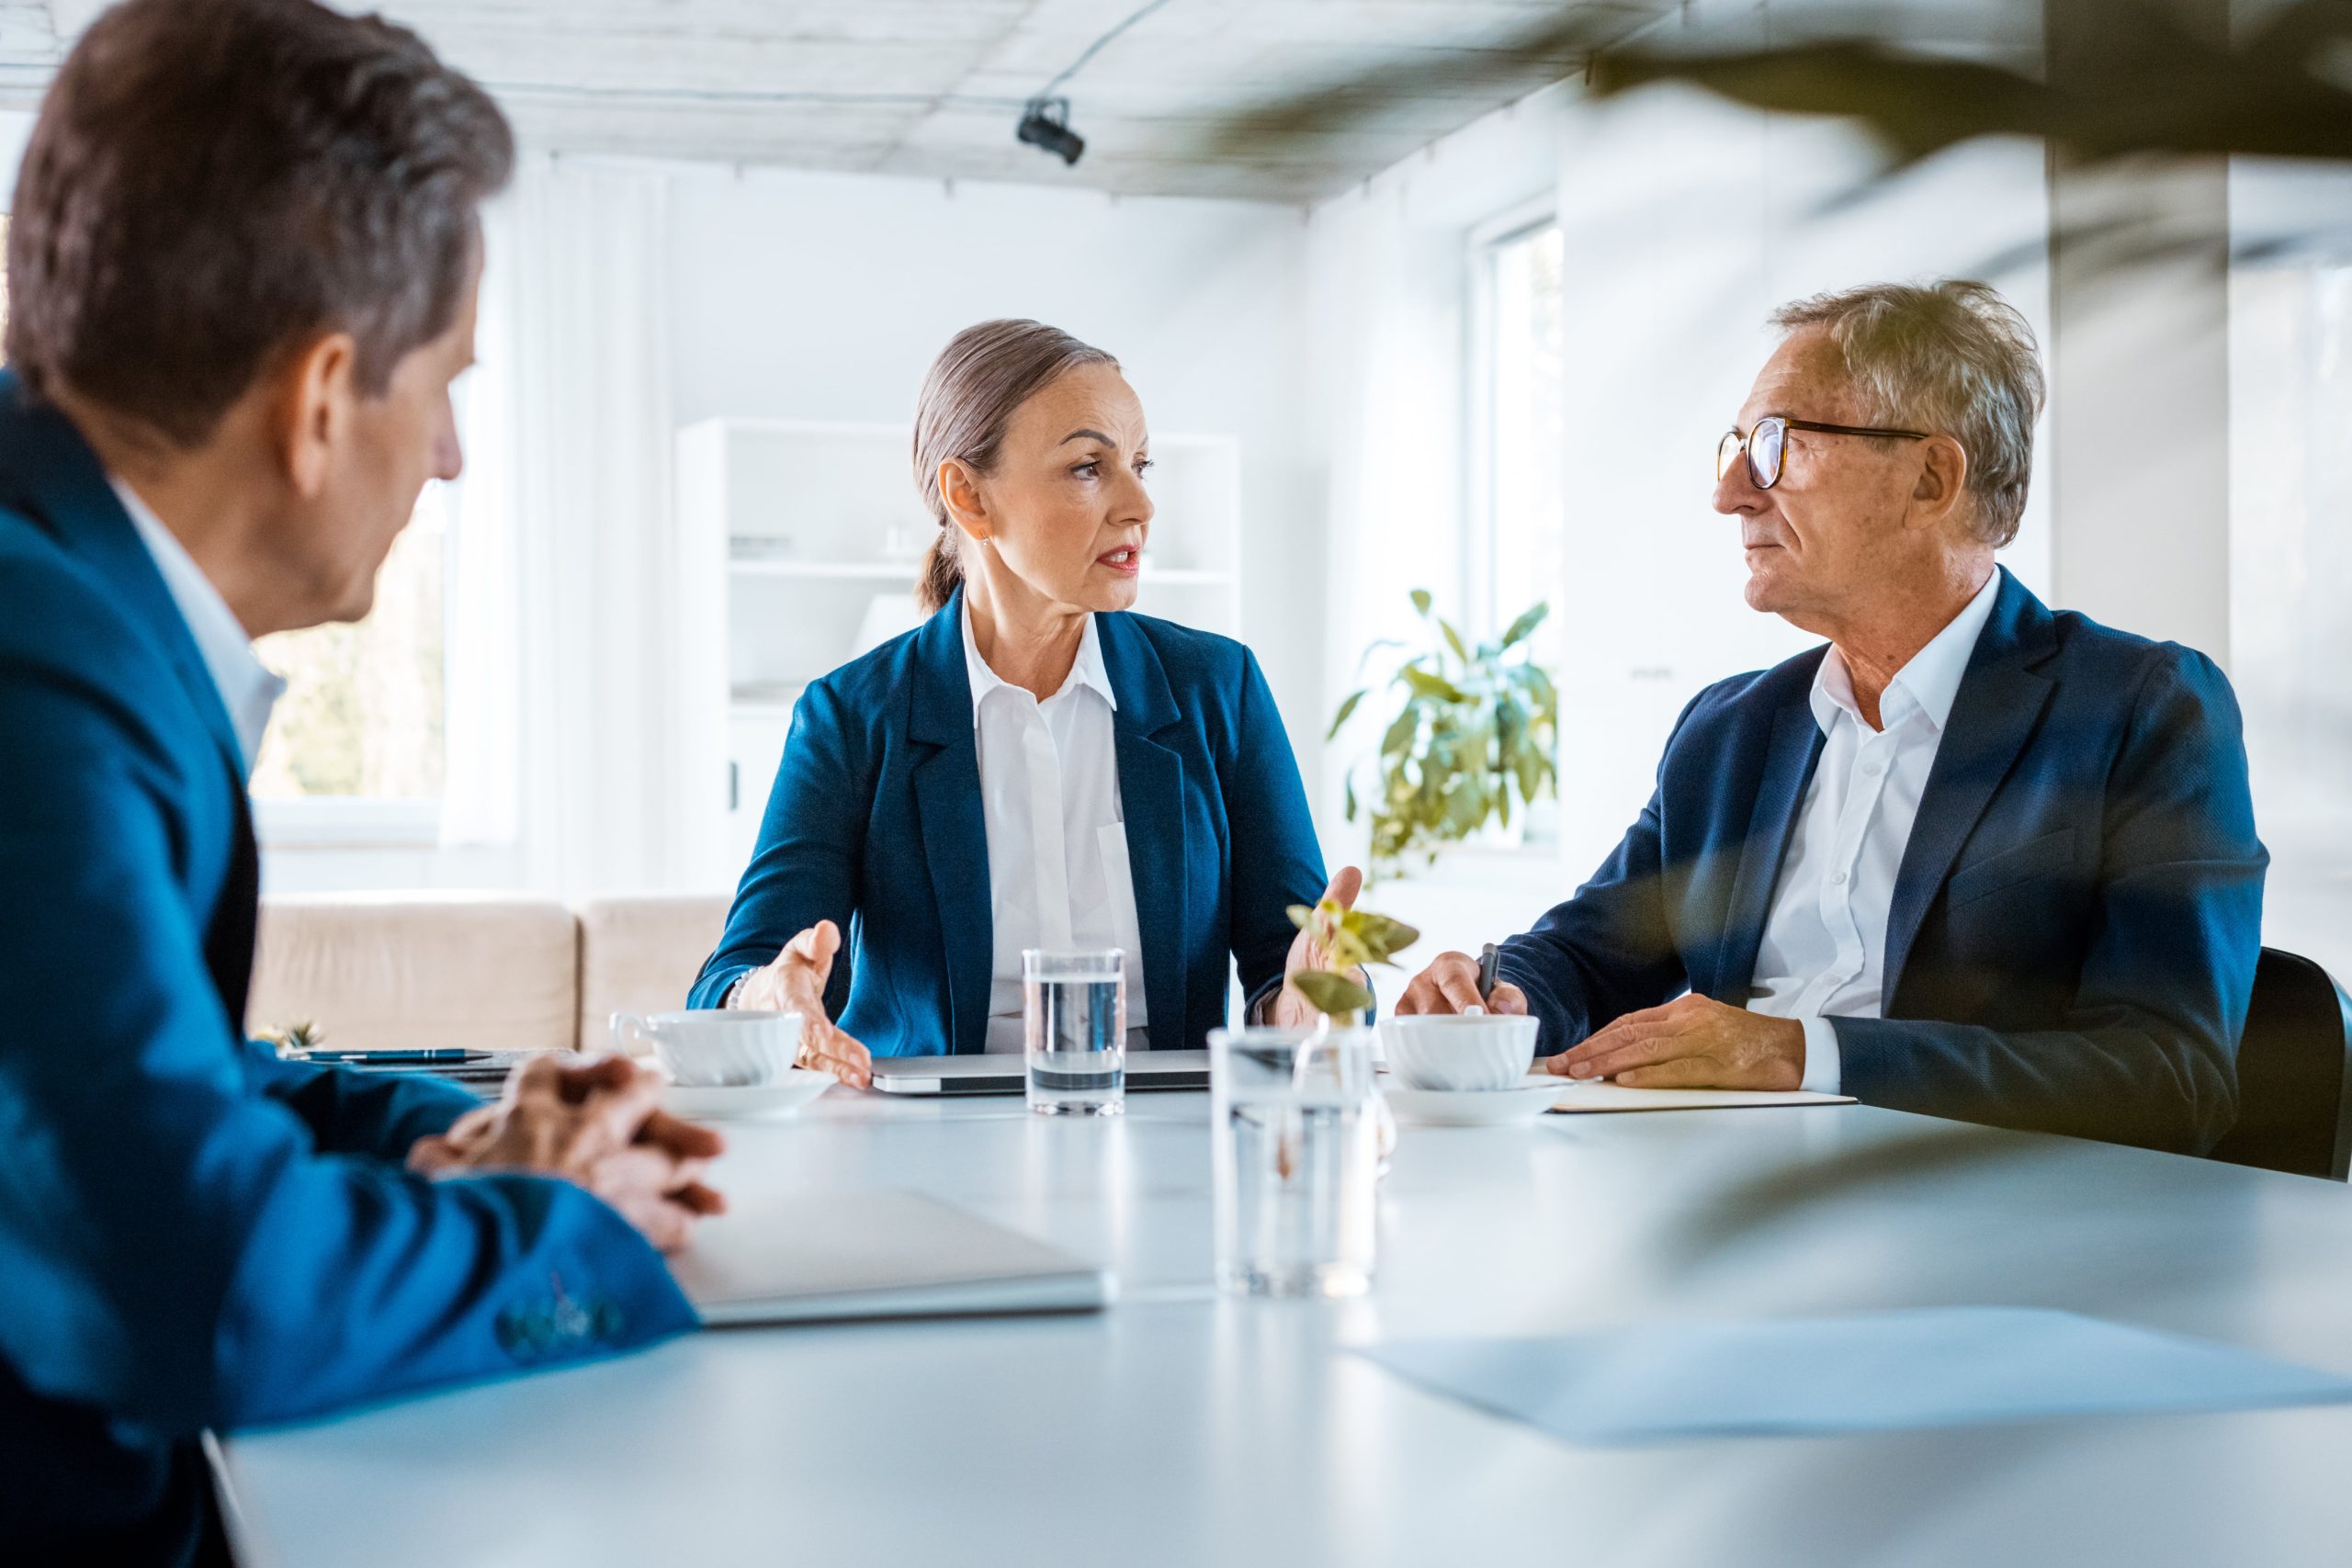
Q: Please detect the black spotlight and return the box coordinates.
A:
[1016,96,1085,166]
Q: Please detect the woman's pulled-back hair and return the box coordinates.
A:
[910,319,1117,614]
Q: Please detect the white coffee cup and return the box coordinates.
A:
[1379,1014,1541,1092]
[612,1010,800,1089]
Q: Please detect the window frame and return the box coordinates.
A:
[1464,195,1562,645]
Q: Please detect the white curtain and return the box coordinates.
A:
[441,152,707,896]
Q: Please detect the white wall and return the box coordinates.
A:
[663,164,1323,774]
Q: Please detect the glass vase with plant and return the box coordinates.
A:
[1329,590,1559,872]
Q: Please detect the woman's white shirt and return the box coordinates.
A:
[962,601,1149,1052]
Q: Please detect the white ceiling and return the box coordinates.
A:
[2,1,1648,203]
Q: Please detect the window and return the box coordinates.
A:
[1469,208,1565,669]
[250,480,450,843]
[2228,256,2352,980]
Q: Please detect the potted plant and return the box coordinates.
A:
[1329,590,1559,873]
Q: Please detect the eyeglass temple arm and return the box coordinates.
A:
[1779,417,1930,441]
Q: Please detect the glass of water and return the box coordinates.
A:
[1210,1026,1380,1298]
[1023,949,1127,1116]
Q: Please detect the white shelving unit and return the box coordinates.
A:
[677,417,1244,879]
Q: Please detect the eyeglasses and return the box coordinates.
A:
[1716,414,1929,491]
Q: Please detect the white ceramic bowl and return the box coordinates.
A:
[1378,1014,1540,1092]
[612,1009,801,1089]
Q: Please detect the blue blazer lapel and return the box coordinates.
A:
[1097,615,1187,1052]
[907,592,993,1055]
[1713,681,1826,998]
[1883,570,2057,1001]
[0,378,246,777]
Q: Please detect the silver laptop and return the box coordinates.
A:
[871,1049,1211,1096]
[672,1190,1112,1325]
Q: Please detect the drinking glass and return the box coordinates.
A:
[1210,1026,1380,1297]
[1023,949,1127,1116]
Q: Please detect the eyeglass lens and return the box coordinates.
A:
[1718,418,1788,489]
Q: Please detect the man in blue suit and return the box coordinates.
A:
[1400,280,2265,1154]
[0,4,720,1562]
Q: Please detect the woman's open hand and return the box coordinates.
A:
[733,919,874,1089]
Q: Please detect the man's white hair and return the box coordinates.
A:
[1771,279,2045,547]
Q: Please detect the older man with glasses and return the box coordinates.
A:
[1399,279,2266,1154]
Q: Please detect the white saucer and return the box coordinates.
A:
[1385,1079,1563,1127]
[663,1069,832,1121]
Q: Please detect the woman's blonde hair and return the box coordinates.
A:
[910,319,1118,614]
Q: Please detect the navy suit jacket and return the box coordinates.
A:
[1499,569,2266,1154]
[692,589,1329,1055]
[0,378,696,1565]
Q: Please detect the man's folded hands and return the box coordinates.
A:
[407,1055,726,1252]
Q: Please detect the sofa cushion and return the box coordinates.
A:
[577,894,732,1056]
[247,892,579,1055]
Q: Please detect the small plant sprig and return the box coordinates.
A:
[261,1020,327,1057]
[1283,898,1420,1021]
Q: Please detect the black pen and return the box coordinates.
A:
[305,1047,475,1063]
[1476,942,1501,1006]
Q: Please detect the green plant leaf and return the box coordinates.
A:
[1379,705,1419,760]
[1342,909,1421,962]
[1285,903,1317,934]
[1501,602,1550,648]
[1325,687,1366,740]
[1440,618,1468,662]
[1291,969,1374,1019]
[1400,667,1466,704]
[1409,588,1432,618]
[1343,771,1358,822]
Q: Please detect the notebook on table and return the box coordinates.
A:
[668,1190,1115,1326]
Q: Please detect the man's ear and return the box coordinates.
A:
[937,457,994,544]
[1908,434,1970,531]
[274,331,358,502]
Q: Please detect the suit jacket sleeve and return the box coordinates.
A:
[690,675,863,1015]
[1221,648,1331,1020]
[0,665,697,1438]
[1498,696,1700,1054]
[1832,647,2265,1154]
[243,1043,483,1157]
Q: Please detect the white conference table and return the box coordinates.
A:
[216,1088,2352,1567]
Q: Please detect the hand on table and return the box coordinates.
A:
[732,919,873,1089]
[1395,948,1530,1018]
[1543,994,1804,1089]
[1265,865,1372,1029]
[407,1055,727,1253]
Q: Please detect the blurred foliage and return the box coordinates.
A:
[1285,898,1421,1020]
[1211,0,2352,178]
[1333,592,1559,872]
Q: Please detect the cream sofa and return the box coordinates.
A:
[245,892,733,1057]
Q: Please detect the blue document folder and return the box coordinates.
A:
[1354,1307,2352,1444]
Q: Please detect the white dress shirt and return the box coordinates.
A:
[963,601,1149,1053]
[111,475,285,779]
[1747,570,2003,1092]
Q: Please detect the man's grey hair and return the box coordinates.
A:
[1770,279,2045,548]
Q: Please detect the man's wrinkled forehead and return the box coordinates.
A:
[1736,328,1860,428]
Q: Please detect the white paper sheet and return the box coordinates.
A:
[1544,1079,1855,1112]
[1354,1308,2352,1444]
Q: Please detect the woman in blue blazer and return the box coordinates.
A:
[691,320,1360,1083]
